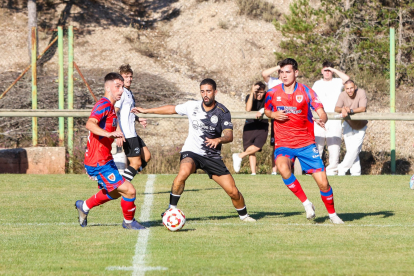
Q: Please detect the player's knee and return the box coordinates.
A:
[124,182,136,198]
[277,163,291,175]
[228,189,240,200]
[129,159,142,170]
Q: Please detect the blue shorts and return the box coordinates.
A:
[84,160,125,192]
[274,144,325,174]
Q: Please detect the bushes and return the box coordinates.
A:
[236,0,281,22]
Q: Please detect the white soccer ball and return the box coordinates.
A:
[410,174,414,190]
[162,208,186,231]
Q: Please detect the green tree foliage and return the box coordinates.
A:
[275,0,414,87]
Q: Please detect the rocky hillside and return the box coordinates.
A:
[0,0,413,174]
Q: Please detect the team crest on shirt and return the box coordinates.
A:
[210,115,218,124]
[108,173,116,182]
[296,95,303,103]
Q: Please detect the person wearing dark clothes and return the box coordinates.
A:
[232,82,269,175]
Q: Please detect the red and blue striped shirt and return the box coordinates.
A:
[84,97,118,166]
[264,82,324,149]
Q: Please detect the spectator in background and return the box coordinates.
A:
[232,82,268,175]
[335,80,368,176]
[262,63,283,175]
[312,61,349,175]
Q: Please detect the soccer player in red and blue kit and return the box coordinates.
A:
[264,58,344,224]
[75,72,146,230]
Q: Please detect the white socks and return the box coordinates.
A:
[302,199,311,206]
[82,201,90,212]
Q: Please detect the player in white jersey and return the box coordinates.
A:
[115,64,151,182]
[312,61,349,175]
[132,78,256,222]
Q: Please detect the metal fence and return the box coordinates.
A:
[1,25,414,175]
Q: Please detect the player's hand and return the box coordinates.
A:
[205,137,220,148]
[138,118,147,128]
[341,107,349,118]
[115,137,123,147]
[85,171,95,181]
[313,118,326,130]
[108,131,125,142]
[131,107,147,114]
[272,110,289,121]
[255,111,263,119]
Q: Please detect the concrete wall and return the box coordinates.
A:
[0,147,65,174]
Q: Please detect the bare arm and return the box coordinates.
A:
[245,85,256,112]
[313,108,327,130]
[86,118,125,141]
[325,67,350,83]
[131,105,177,115]
[205,129,233,148]
[262,66,280,83]
[264,109,288,121]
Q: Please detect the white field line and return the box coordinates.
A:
[189,222,414,228]
[105,174,168,275]
[1,221,413,228]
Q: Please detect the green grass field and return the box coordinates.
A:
[1,174,413,275]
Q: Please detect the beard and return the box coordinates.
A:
[203,97,215,107]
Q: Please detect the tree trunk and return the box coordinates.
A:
[28,0,38,62]
[339,0,354,71]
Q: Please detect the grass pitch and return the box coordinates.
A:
[1,174,413,275]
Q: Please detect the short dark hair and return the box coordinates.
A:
[104,72,124,83]
[280,58,298,71]
[119,64,133,75]
[344,79,356,86]
[254,81,266,91]
[322,61,335,68]
[200,78,217,90]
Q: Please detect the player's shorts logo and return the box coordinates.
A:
[210,115,218,124]
[296,95,303,103]
[312,147,319,154]
[108,173,116,182]
[134,147,140,154]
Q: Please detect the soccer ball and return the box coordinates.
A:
[162,208,186,231]
[410,174,414,190]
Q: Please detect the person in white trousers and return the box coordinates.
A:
[335,80,368,176]
[312,61,349,176]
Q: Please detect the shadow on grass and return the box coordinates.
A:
[251,211,302,220]
[314,211,395,223]
[148,187,222,195]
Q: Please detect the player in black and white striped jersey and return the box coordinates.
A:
[132,78,256,222]
[115,64,151,182]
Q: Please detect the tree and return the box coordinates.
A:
[274,0,414,89]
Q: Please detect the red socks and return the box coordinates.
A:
[320,187,335,214]
[121,197,136,221]
[282,174,308,202]
[85,190,113,209]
